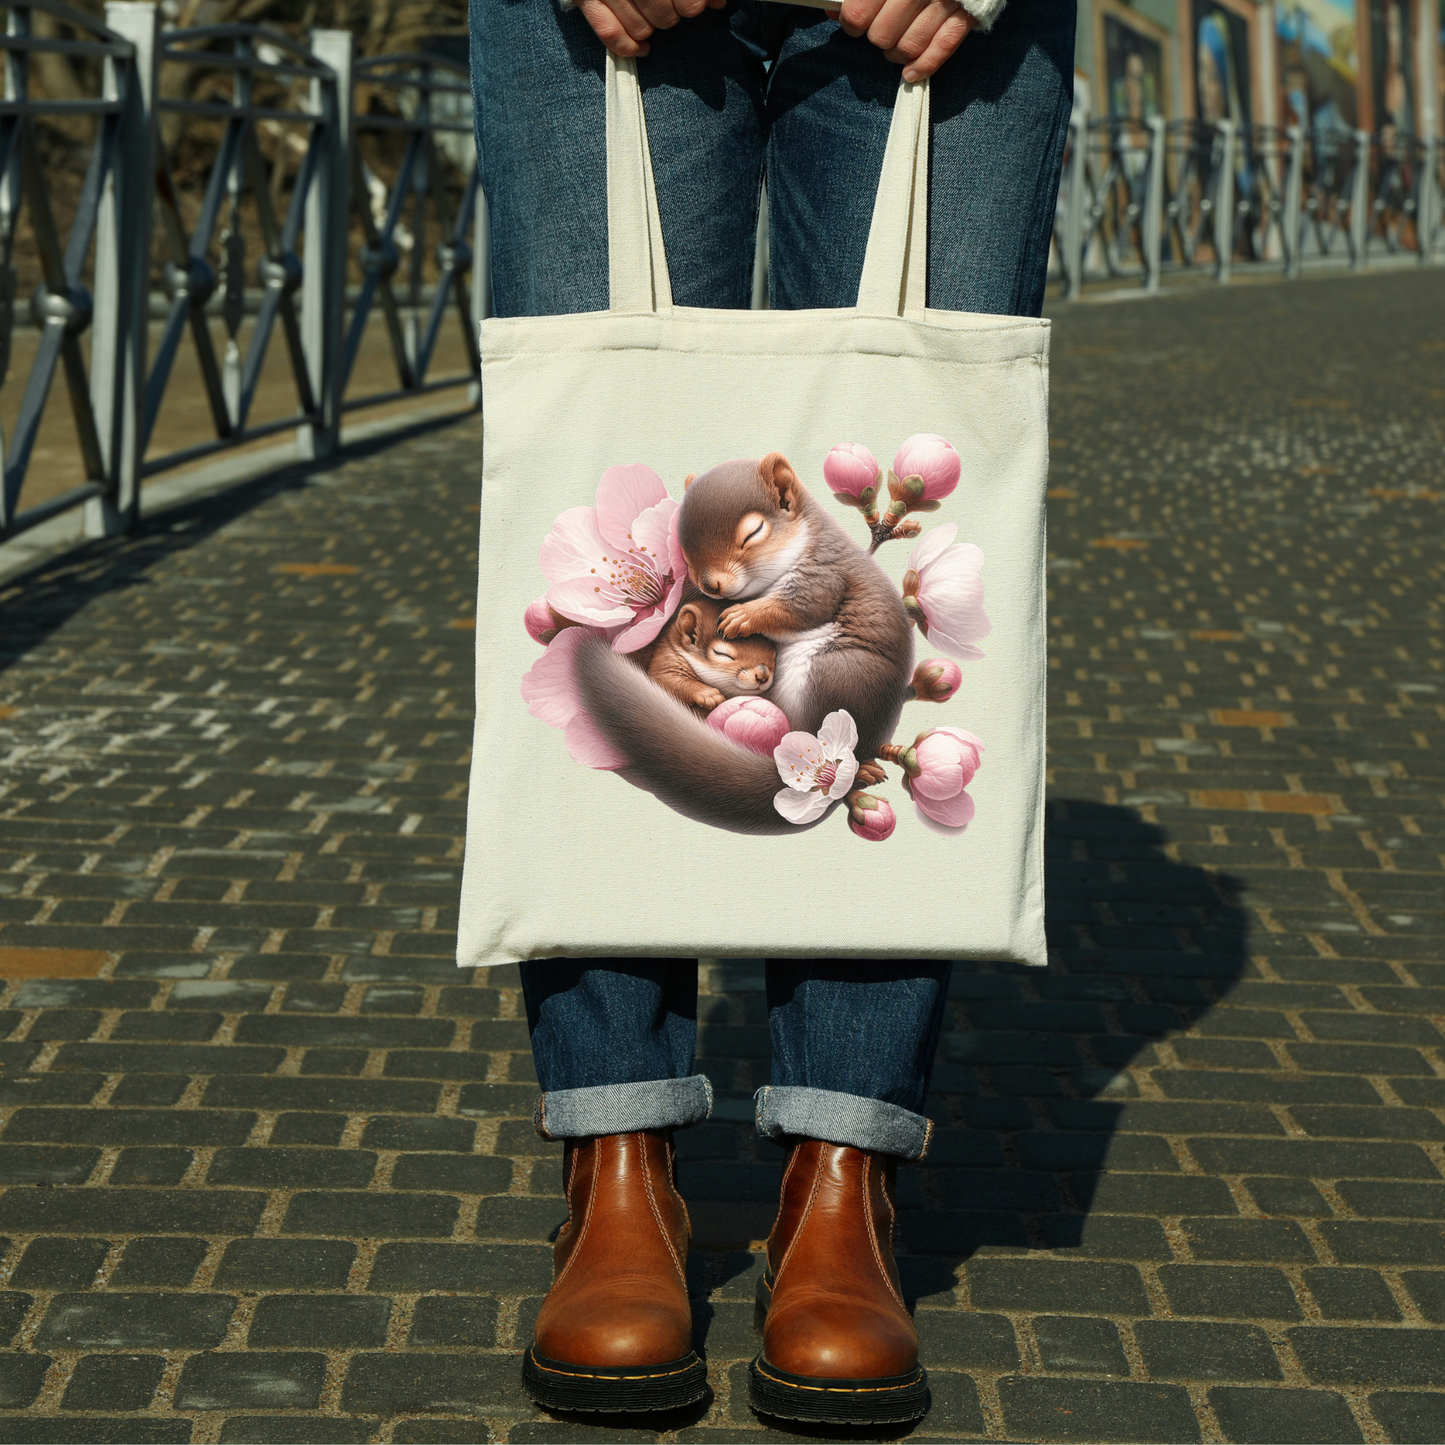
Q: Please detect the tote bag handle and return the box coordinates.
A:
[605,53,928,317]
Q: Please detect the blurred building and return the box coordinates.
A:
[1071,0,1443,140]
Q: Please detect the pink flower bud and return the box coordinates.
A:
[911,657,962,703]
[891,433,961,504]
[847,790,896,841]
[524,597,556,644]
[707,696,792,757]
[524,596,577,646]
[822,443,881,508]
[903,726,984,832]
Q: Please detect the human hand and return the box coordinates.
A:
[574,0,728,60]
[824,0,975,82]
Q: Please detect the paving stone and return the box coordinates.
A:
[1208,1386,1363,1443]
[1158,1266,1302,1320]
[1289,1327,1445,1386]
[247,1294,391,1348]
[394,1152,513,1194]
[217,1421,380,1445]
[34,1293,235,1349]
[1135,1321,1282,1381]
[214,1240,357,1291]
[1318,1222,1445,1265]
[11,1237,111,1289]
[1303,1267,1402,1321]
[996,1376,1201,1442]
[0,1351,52,1407]
[0,1421,190,1443]
[0,1188,265,1236]
[966,1259,1151,1316]
[1244,1177,1333,1217]
[914,1310,1019,1369]
[339,1353,522,1413]
[1400,1271,1445,1322]
[60,1353,167,1411]
[173,1352,327,1410]
[367,1243,552,1294]
[280,1191,459,1238]
[1367,1391,1445,1445]
[1180,1218,1317,1261]
[0,1293,34,1345]
[407,1296,499,1347]
[206,1148,378,1189]
[110,1237,210,1288]
[1034,1315,1130,1374]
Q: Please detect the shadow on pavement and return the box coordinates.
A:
[0,412,474,679]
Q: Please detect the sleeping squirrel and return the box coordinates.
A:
[574,452,914,834]
[641,597,776,717]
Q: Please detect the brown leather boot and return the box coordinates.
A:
[522,1130,708,1413]
[749,1139,928,1423]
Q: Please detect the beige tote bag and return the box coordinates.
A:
[458,56,1049,968]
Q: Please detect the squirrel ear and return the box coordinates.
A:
[677,604,702,647]
[758,452,802,512]
[682,472,697,491]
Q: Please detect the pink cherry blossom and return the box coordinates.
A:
[847,791,896,842]
[903,525,991,662]
[911,657,962,703]
[519,627,625,770]
[902,726,984,834]
[538,464,686,653]
[773,711,859,825]
[822,443,881,507]
[706,696,792,757]
[892,433,961,503]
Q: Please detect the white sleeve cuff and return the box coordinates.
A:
[959,0,1006,30]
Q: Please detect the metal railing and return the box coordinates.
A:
[1052,112,1445,297]
[0,2,485,546]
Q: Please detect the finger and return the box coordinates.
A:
[629,0,684,29]
[577,0,655,50]
[895,7,971,79]
[836,0,886,39]
[864,0,931,53]
[887,0,961,60]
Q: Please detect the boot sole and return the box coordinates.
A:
[522,1346,709,1413]
[748,1272,929,1425]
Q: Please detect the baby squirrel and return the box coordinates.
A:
[572,453,913,834]
[644,597,776,716]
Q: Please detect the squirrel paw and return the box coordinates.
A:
[855,760,887,786]
[695,687,727,712]
[717,604,758,639]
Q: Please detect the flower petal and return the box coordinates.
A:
[595,464,670,552]
[816,710,859,760]
[545,575,632,627]
[825,752,859,799]
[774,730,826,790]
[774,787,830,824]
[611,577,683,653]
[914,786,976,831]
[539,506,609,584]
[906,522,957,574]
[629,495,678,563]
[565,711,626,770]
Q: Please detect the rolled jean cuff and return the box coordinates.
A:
[534,1074,713,1140]
[754,1085,935,1162]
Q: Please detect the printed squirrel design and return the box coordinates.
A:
[574,453,914,834]
[641,597,776,717]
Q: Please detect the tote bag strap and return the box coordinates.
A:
[605,53,926,316]
[855,78,930,317]
[607,53,674,313]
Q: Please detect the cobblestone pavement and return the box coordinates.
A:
[0,269,1442,1444]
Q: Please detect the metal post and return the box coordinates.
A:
[1142,115,1165,292]
[300,28,352,459]
[1062,110,1087,298]
[1349,127,1370,269]
[1283,124,1304,278]
[86,2,158,538]
[1214,120,1236,282]
[750,180,769,311]
[1418,137,1439,263]
[468,177,490,405]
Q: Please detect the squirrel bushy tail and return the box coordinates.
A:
[573,634,804,836]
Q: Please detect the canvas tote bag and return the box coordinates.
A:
[458,56,1049,969]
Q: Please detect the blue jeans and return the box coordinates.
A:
[470,0,1075,316]
[522,960,952,1160]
